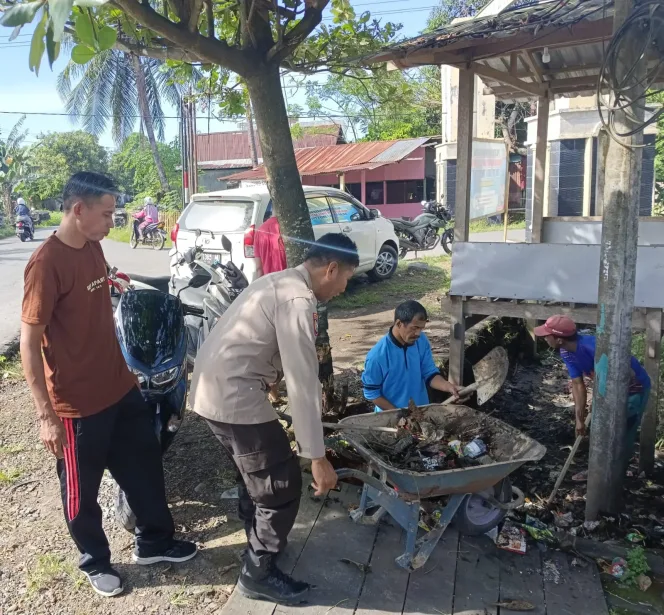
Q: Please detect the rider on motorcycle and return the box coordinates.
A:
[14,197,34,233]
[133,196,159,240]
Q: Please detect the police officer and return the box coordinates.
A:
[191,233,359,604]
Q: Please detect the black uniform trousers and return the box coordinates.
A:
[57,387,175,573]
[205,419,302,556]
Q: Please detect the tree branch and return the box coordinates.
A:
[115,37,202,62]
[266,0,328,65]
[114,0,254,75]
[206,0,214,38]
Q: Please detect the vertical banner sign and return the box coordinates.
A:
[469,140,509,220]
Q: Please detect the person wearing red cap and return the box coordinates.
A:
[534,315,651,480]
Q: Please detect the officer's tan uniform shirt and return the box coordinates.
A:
[190,264,324,459]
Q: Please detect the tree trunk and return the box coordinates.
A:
[246,64,341,414]
[246,99,259,168]
[2,185,12,218]
[132,54,171,193]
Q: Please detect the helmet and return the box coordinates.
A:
[17,197,25,205]
[144,196,154,206]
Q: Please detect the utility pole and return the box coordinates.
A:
[586,0,645,518]
[181,98,190,205]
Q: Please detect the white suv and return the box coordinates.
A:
[169,185,400,284]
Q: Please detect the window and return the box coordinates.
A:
[386,180,424,204]
[327,196,362,223]
[181,200,254,233]
[366,182,384,206]
[346,183,362,202]
[306,197,334,226]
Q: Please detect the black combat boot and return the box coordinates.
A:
[237,549,310,604]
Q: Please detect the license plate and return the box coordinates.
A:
[200,252,222,265]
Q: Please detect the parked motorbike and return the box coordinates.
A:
[111,270,208,531]
[175,232,249,365]
[390,200,453,258]
[130,216,166,250]
[15,214,34,242]
[113,208,128,228]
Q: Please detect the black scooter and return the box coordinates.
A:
[112,275,207,531]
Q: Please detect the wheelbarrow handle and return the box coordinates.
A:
[322,422,398,434]
[335,468,398,498]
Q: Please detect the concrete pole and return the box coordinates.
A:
[586,0,645,518]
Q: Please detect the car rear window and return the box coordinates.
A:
[181,200,254,233]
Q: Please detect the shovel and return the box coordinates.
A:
[442,346,509,406]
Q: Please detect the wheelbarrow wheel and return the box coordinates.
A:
[454,477,511,536]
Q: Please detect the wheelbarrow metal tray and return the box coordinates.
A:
[338,404,546,500]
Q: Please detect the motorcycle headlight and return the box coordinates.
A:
[152,365,180,387]
[130,367,147,386]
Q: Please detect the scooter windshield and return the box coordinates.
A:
[116,290,184,368]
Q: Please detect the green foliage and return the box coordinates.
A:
[109,133,181,198]
[24,131,107,203]
[0,115,32,215]
[622,546,650,587]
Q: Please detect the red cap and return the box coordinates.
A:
[534,315,577,338]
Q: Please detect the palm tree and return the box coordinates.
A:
[57,52,198,193]
[0,116,32,217]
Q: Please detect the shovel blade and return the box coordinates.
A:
[473,346,509,405]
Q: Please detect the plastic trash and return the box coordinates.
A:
[463,438,487,459]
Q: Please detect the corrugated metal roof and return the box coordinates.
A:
[372,137,430,162]
[196,124,345,164]
[225,138,436,181]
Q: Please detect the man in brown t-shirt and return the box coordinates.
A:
[20,172,197,598]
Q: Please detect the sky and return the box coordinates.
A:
[0,0,439,151]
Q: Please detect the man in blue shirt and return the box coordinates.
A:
[362,300,459,412]
[535,315,650,479]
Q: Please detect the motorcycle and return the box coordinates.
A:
[110,268,208,531]
[174,232,249,365]
[130,215,166,251]
[390,200,453,258]
[15,214,34,242]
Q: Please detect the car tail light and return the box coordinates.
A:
[170,222,179,246]
[244,224,255,258]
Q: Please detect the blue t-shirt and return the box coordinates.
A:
[560,334,650,394]
[362,330,440,412]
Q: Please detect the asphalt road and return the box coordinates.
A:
[0,228,170,354]
[0,227,526,353]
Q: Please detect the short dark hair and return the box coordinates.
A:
[305,233,359,268]
[63,171,118,212]
[395,300,428,325]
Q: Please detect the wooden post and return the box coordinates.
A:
[339,172,345,191]
[454,67,474,243]
[582,137,593,216]
[383,180,387,206]
[361,169,367,205]
[448,296,466,386]
[639,309,662,476]
[530,93,549,243]
[586,0,645,518]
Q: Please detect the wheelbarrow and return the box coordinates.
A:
[334,403,546,571]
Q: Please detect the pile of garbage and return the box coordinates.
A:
[365,413,495,473]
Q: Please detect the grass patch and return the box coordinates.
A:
[0,225,14,240]
[0,444,25,455]
[330,255,451,313]
[170,580,192,608]
[0,353,23,381]
[468,218,526,234]
[37,211,63,227]
[0,468,21,483]
[26,554,83,594]
[107,224,172,248]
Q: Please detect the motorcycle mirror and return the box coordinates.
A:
[221,234,233,254]
[189,273,209,289]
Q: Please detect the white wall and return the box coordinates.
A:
[542,218,664,245]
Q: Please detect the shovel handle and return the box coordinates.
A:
[441,382,479,405]
[546,412,592,505]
